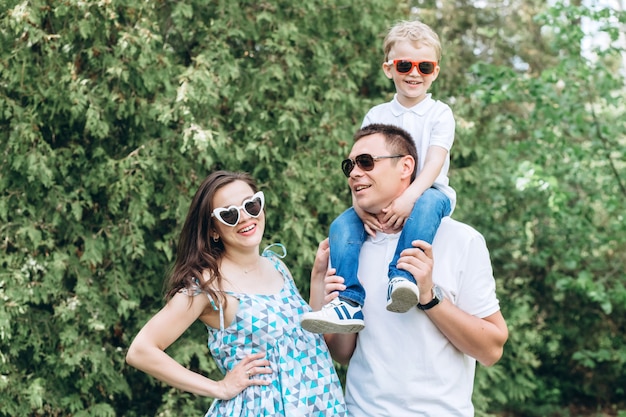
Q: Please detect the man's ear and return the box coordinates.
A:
[400,155,416,180]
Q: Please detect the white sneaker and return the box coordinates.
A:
[386,278,420,313]
[301,299,365,334]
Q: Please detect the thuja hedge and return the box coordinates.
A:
[0,1,401,415]
[1,0,625,416]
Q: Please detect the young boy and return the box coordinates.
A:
[301,20,455,333]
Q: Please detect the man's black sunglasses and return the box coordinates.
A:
[341,154,406,177]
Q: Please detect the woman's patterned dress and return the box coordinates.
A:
[203,249,347,417]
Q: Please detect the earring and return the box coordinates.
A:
[212,235,219,242]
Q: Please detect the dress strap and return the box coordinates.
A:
[262,243,295,283]
[183,278,219,313]
[218,298,225,330]
[262,243,287,259]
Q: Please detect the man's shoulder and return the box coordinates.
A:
[435,217,485,245]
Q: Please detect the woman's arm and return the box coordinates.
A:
[126,292,270,398]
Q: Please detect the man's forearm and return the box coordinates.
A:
[424,301,508,366]
[323,333,357,365]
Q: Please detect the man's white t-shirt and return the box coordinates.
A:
[344,217,501,417]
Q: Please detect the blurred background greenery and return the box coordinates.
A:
[1,0,624,415]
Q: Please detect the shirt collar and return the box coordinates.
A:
[369,230,401,244]
[390,93,434,116]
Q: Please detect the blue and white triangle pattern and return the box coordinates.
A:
[205,253,347,417]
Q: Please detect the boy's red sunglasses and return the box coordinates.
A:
[387,59,438,76]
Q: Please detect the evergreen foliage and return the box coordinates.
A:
[1,0,624,416]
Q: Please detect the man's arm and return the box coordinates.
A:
[397,240,509,366]
[422,300,507,366]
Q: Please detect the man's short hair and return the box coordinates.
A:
[354,124,418,182]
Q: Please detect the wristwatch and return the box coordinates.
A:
[417,285,444,311]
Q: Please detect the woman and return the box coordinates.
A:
[126,171,346,416]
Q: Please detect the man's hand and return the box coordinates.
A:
[311,238,330,286]
[396,240,434,297]
[323,270,346,304]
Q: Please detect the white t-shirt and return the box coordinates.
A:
[362,94,456,211]
[344,217,500,417]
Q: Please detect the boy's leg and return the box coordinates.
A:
[386,188,452,313]
[301,208,366,333]
[328,207,367,306]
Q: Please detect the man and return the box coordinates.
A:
[308,123,508,416]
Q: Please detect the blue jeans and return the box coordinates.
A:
[328,188,451,307]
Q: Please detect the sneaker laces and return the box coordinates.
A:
[389,277,406,286]
[323,298,344,309]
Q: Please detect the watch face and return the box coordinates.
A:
[433,285,443,301]
[418,285,443,310]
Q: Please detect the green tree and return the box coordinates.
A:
[450,2,626,414]
[1,0,625,416]
[0,0,405,415]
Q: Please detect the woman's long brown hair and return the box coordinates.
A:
[164,171,258,306]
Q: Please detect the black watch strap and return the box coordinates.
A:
[417,285,443,311]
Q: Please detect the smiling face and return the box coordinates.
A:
[212,180,265,252]
[347,133,415,215]
[383,40,440,108]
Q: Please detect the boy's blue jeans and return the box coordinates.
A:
[328,188,451,307]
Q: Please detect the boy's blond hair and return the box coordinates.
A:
[383,20,442,62]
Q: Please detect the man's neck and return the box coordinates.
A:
[381,225,403,234]
[374,213,403,234]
